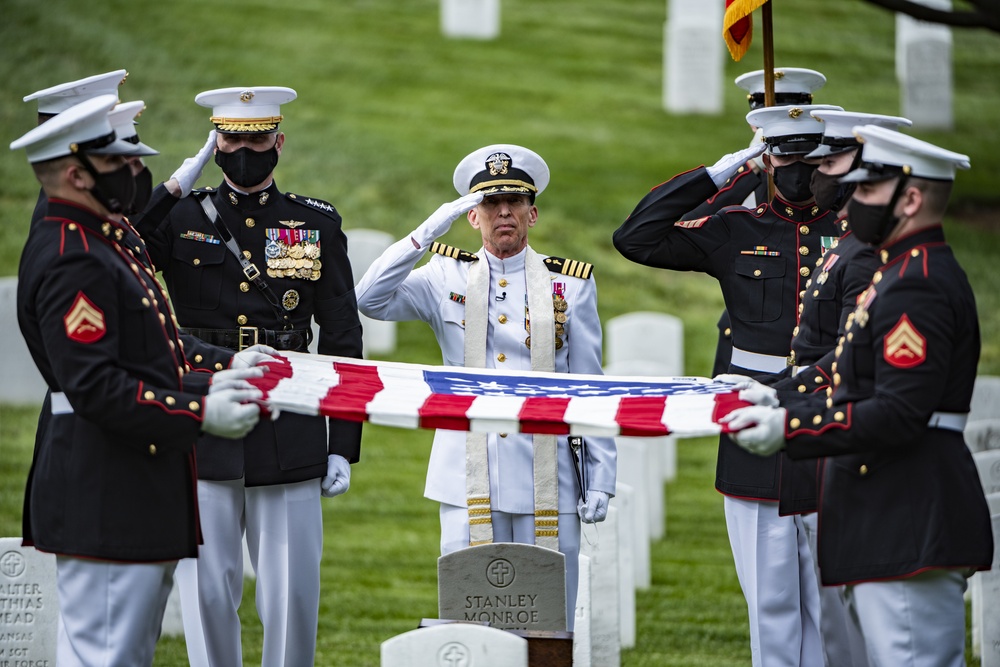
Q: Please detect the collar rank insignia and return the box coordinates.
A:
[64,291,106,344]
[279,220,306,228]
[884,314,926,369]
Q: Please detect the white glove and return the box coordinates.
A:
[201,387,262,439]
[577,491,610,524]
[410,192,484,249]
[232,344,278,369]
[169,130,218,197]
[706,144,767,189]
[713,373,779,408]
[209,366,265,392]
[748,127,766,170]
[321,454,351,497]
[721,406,788,456]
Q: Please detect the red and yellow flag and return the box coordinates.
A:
[724,0,767,61]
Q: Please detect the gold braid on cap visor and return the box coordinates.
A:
[210,115,283,132]
[470,179,538,194]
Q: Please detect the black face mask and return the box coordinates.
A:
[847,198,901,246]
[80,159,136,215]
[127,165,153,217]
[215,144,279,189]
[772,160,818,203]
[810,169,856,213]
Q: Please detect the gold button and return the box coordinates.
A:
[144,391,155,400]
[237,315,248,325]
[724,327,732,336]
[243,250,252,260]
[880,250,889,263]
[833,373,841,386]
[834,411,845,422]
[178,367,185,379]
[798,385,807,393]
[189,401,200,411]
[193,258,201,266]
[911,249,919,257]
[148,444,157,456]
[799,290,806,299]
[194,354,204,363]
[498,315,508,324]
[499,279,508,288]
[159,313,167,324]
[826,398,833,408]
[136,245,141,253]
[799,246,809,256]
[872,271,882,284]
[805,279,813,288]
[497,353,506,363]
[245,217,255,228]
[812,415,822,425]
[813,290,819,297]
[131,263,139,274]
[142,297,150,307]
[815,257,823,267]
[792,326,799,336]
[240,282,250,292]
[859,464,869,475]
[790,418,801,429]
[499,433,508,438]
[753,269,762,277]
[165,396,176,406]
[831,362,837,373]
[215,362,224,371]
[814,376,823,384]
[827,388,833,397]
[169,340,176,351]
[847,333,854,342]
[799,225,809,235]
[800,267,810,277]
[836,345,843,356]
[798,304,804,314]
[148,288,156,298]
[68,223,77,231]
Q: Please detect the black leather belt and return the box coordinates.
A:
[181,326,312,352]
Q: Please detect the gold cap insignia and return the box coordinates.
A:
[487,152,511,176]
[239,90,255,103]
[788,107,803,119]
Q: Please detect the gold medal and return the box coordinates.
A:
[310,270,321,281]
[524,336,531,349]
[555,312,567,324]
[555,337,563,350]
[294,259,304,269]
[553,297,567,312]
[282,289,300,311]
[312,260,323,270]
[303,259,314,269]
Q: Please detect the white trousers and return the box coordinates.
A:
[845,569,968,667]
[800,512,870,667]
[56,556,176,667]
[179,478,323,667]
[439,503,581,630]
[724,496,823,667]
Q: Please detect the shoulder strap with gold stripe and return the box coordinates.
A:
[429,242,479,262]
[543,255,594,280]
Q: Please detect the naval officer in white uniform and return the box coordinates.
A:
[355,144,616,624]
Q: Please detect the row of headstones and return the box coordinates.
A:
[441,0,954,129]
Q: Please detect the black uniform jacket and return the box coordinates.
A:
[613,166,841,499]
[770,227,881,515]
[135,180,363,485]
[782,226,993,585]
[19,199,207,562]
[681,163,768,379]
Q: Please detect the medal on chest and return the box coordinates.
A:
[265,228,322,281]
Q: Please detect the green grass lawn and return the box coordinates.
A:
[1,0,997,664]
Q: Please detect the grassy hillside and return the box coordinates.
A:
[1,0,997,664]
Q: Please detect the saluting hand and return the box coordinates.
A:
[706,144,767,189]
[410,192,485,249]
[168,130,218,197]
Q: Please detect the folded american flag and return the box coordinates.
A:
[249,351,748,437]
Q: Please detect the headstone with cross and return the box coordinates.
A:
[381,622,528,667]
[0,538,58,665]
[438,542,567,632]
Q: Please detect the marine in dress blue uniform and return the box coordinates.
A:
[355,144,617,627]
[683,68,827,378]
[614,105,847,667]
[10,96,260,667]
[133,87,363,667]
[726,126,994,667]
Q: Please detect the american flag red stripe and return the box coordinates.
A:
[251,351,748,437]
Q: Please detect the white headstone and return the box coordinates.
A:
[616,438,652,590]
[0,539,57,666]
[974,450,1000,496]
[971,376,1000,424]
[605,311,684,374]
[0,278,47,405]
[966,420,1000,454]
[613,485,637,649]
[573,554,593,667]
[579,506,621,667]
[381,623,528,667]
[663,0,724,114]
[440,0,500,40]
[438,543,567,631]
[974,498,1000,666]
[895,0,953,130]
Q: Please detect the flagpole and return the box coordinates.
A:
[761,0,776,200]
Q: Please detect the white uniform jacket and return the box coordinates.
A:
[355,237,616,514]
